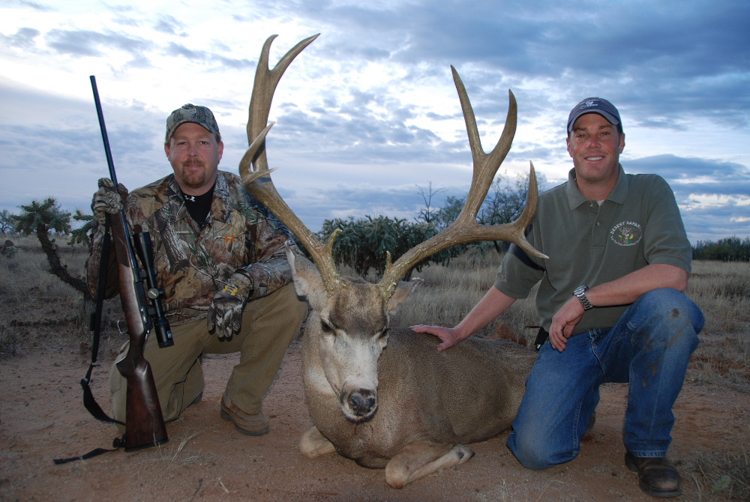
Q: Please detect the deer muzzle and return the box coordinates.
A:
[340,388,378,423]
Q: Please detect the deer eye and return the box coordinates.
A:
[321,318,336,335]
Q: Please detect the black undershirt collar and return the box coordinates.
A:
[182,184,215,227]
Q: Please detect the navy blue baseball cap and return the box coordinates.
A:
[567,97,621,134]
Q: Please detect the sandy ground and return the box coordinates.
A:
[1,336,748,502]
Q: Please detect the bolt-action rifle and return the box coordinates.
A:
[90,75,173,451]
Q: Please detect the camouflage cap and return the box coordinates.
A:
[165,104,221,143]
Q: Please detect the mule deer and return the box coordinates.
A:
[240,34,548,488]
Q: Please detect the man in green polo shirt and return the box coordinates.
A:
[412,97,704,498]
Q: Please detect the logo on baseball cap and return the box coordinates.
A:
[165,104,221,143]
[567,98,621,134]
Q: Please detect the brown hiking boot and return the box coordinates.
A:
[626,452,682,498]
[220,400,270,436]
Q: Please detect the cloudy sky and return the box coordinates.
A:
[1,0,748,244]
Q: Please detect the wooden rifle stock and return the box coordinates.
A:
[110,214,169,451]
[90,75,169,451]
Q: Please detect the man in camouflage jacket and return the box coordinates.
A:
[87,104,307,436]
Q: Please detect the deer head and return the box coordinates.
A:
[240,35,547,423]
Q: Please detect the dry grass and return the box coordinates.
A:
[393,248,540,343]
[686,261,750,396]
[157,431,218,470]
[0,233,125,359]
[687,450,750,501]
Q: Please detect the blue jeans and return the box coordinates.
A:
[507,288,703,470]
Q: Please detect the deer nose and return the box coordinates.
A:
[347,389,377,417]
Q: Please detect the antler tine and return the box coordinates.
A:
[378,67,548,299]
[247,33,320,172]
[451,66,516,223]
[241,34,344,295]
[246,170,344,294]
[239,122,277,185]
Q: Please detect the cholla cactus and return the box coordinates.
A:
[14,198,90,298]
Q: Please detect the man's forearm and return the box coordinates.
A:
[585,263,688,308]
[454,286,516,340]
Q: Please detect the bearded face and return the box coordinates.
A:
[165,122,224,195]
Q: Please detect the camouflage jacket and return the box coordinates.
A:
[86,171,299,326]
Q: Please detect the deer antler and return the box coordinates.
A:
[241,36,548,300]
[377,66,548,299]
[240,34,345,295]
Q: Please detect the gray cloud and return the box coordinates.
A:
[5,0,51,11]
[1,27,40,49]
[45,28,152,57]
[164,41,255,69]
[625,154,750,242]
[296,0,750,130]
[628,155,750,196]
[1,0,748,246]
[154,15,186,35]
[165,41,202,59]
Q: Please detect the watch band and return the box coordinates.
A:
[573,285,593,311]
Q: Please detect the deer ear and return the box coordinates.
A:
[286,248,325,303]
[386,278,422,317]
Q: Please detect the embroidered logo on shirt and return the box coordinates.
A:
[224,236,236,243]
[610,221,642,246]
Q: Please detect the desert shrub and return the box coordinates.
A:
[12,198,90,297]
[0,209,16,234]
[318,216,461,278]
[693,236,750,262]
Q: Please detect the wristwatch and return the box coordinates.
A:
[573,285,593,311]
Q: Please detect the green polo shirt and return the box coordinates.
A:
[495,165,691,336]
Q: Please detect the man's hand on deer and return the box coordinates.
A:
[411,325,463,351]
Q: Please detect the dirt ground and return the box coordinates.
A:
[1,334,749,502]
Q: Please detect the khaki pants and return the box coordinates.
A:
[110,284,307,427]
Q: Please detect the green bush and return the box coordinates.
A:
[318,216,461,278]
[693,236,750,262]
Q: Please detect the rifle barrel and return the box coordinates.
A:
[90,76,120,187]
[90,75,169,450]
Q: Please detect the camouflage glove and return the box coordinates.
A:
[92,177,129,225]
[207,270,254,339]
